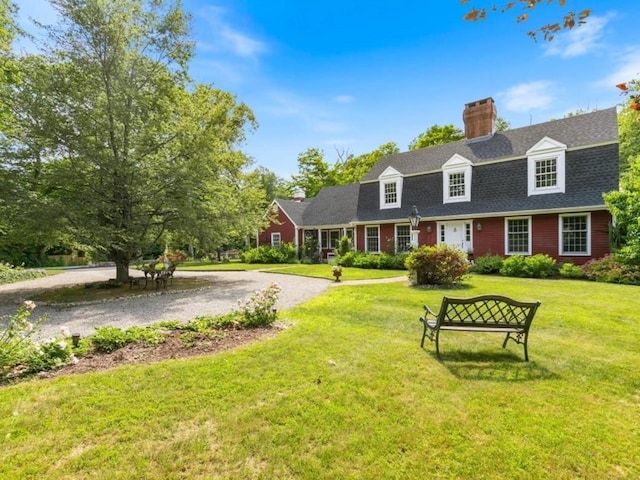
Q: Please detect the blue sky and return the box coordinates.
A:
[15,0,640,179]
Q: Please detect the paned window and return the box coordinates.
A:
[384,182,397,205]
[378,167,403,209]
[560,214,590,255]
[271,232,281,248]
[506,218,531,255]
[527,137,566,196]
[442,155,472,203]
[449,172,466,198]
[321,231,329,249]
[329,230,341,249]
[535,158,557,188]
[395,225,411,253]
[366,226,380,253]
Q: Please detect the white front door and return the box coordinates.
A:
[439,221,472,253]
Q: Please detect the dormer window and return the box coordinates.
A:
[527,137,566,196]
[442,154,472,204]
[378,166,403,209]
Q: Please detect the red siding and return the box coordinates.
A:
[470,211,611,265]
[258,208,297,247]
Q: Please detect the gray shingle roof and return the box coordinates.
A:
[361,107,619,182]
[301,184,360,227]
[274,199,309,226]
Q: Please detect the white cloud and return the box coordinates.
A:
[199,6,267,59]
[499,81,556,112]
[260,90,349,136]
[544,14,613,58]
[595,47,640,87]
[332,95,355,104]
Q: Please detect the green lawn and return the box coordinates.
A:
[179,262,406,280]
[1,275,639,479]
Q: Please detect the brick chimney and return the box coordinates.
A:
[293,188,306,202]
[463,97,497,142]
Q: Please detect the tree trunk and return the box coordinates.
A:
[113,251,131,283]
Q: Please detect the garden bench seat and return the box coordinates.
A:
[419,295,541,361]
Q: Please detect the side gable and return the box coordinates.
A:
[269,199,309,227]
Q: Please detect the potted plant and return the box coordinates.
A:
[331,265,343,282]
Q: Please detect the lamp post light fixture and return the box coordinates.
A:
[409,205,421,248]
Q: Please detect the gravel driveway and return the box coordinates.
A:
[0,267,331,339]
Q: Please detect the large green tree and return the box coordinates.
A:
[1,0,262,280]
[604,88,640,263]
[290,147,336,198]
[408,124,464,150]
[334,142,399,184]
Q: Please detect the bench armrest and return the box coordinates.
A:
[423,305,437,318]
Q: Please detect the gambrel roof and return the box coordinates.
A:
[361,107,618,182]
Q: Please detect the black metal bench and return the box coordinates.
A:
[419,295,541,361]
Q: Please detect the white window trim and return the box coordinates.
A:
[559,213,591,256]
[527,137,566,196]
[271,232,281,247]
[504,216,532,256]
[442,154,472,204]
[378,166,403,210]
[365,225,381,253]
[395,223,412,253]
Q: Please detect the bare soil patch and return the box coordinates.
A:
[35,325,282,381]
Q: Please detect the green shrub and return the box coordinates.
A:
[0,262,46,285]
[524,254,557,278]
[91,326,130,353]
[124,326,166,347]
[582,254,640,285]
[25,339,72,374]
[499,255,528,277]
[337,235,352,257]
[353,253,381,269]
[237,282,281,327]
[302,235,320,264]
[472,254,503,274]
[405,244,471,286]
[337,251,357,267]
[499,254,557,278]
[91,325,168,353]
[559,262,585,279]
[240,243,297,264]
[377,252,408,270]
[1,302,76,381]
[188,313,239,332]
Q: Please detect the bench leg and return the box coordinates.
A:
[420,321,427,348]
[502,332,530,361]
[435,329,441,358]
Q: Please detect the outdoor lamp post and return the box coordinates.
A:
[409,205,421,248]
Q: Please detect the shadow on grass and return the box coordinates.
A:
[408,281,475,292]
[427,349,558,382]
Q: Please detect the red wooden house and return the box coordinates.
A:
[259,98,619,264]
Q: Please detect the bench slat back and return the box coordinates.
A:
[439,295,540,329]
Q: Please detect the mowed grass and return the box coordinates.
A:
[1,275,639,479]
[179,262,406,280]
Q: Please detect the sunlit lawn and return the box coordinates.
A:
[1,275,639,479]
[179,261,406,280]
